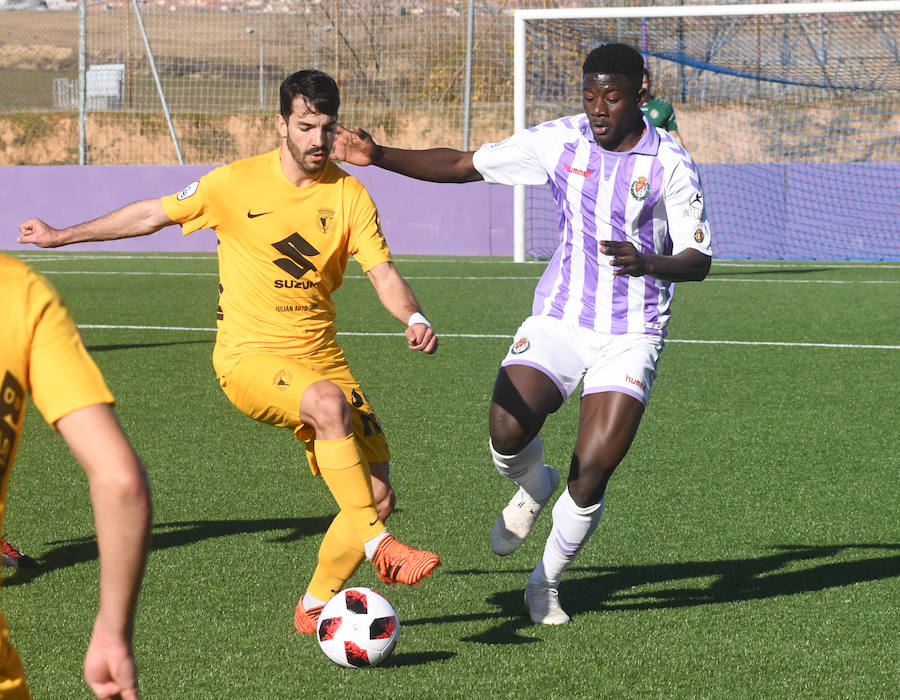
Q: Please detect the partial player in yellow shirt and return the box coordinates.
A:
[0,254,151,700]
[18,70,440,636]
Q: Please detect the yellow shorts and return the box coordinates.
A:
[0,612,32,700]
[218,341,390,475]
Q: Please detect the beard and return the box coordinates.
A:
[286,134,328,175]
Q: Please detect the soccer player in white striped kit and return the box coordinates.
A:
[336,43,712,624]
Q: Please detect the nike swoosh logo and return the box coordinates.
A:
[247,210,272,218]
[369,519,379,526]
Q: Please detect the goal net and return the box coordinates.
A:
[513,2,900,261]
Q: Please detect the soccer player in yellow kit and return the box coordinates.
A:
[0,254,151,699]
[18,70,440,636]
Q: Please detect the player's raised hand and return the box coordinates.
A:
[406,324,438,354]
[18,217,64,248]
[599,239,647,277]
[332,125,380,166]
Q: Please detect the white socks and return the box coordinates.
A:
[529,486,605,589]
[303,591,327,608]
[363,530,389,560]
[490,436,554,501]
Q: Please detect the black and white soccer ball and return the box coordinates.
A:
[317,587,400,668]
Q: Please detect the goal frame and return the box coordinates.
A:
[511,1,900,262]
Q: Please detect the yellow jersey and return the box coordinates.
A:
[0,254,114,557]
[161,150,393,374]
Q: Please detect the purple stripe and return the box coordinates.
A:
[577,147,605,328]
[553,531,581,556]
[609,156,637,333]
[603,152,617,180]
[528,121,559,134]
[583,385,648,406]
[641,158,665,334]
[532,246,562,316]
[543,140,580,319]
[663,230,674,256]
[669,145,702,190]
[500,358,568,400]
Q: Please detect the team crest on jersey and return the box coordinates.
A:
[629,176,650,201]
[273,369,293,391]
[177,181,199,200]
[510,337,530,355]
[694,228,705,243]
[317,208,335,235]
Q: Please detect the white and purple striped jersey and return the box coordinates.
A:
[473,114,711,337]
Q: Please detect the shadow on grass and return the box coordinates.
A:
[86,339,214,353]
[708,266,837,277]
[1,516,331,586]
[383,650,457,667]
[410,543,900,645]
[564,543,900,613]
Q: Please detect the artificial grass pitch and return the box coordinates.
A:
[3,252,898,698]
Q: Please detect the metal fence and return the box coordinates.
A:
[0,0,874,165]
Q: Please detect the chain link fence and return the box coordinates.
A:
[0,0,868,165]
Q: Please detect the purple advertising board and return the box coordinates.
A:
[2,163,897,260]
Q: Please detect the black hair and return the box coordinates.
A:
[279,70,340,120]
[582,43,645,95]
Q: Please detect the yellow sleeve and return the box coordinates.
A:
[25,269,114,425]
[346,182,392,273]
[160,165,229,235]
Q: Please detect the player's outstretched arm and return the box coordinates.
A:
[18,198,175,249]
[56,403,151,700]
[334,125,482,184]
[366,261,438,354]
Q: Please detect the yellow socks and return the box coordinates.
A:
[307,511,366,602]
[315,434,384,543]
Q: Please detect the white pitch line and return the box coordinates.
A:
[12,254,217,262]
[82,323,217,332]
[30,270,900,284]
[77,324,899,350]
[42,270,217,277]
[703,278,899,285]
[668,338,899,350]
[12,252,899,269]
[710,261,900,270]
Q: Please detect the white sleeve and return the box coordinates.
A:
[664,157,712,257]
[472,130,549,186]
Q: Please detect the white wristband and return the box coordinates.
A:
[407,312,431,328]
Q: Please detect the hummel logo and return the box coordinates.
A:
[247,210,272,218]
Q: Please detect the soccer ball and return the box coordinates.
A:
[316,587,400,668]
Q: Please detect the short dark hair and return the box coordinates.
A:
[279,70,340,120]
[582,43,645,95]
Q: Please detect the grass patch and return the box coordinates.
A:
[2,252,898,698]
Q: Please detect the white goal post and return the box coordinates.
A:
[512,1,900,262]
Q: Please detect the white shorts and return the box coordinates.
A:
[500,315,664,407]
